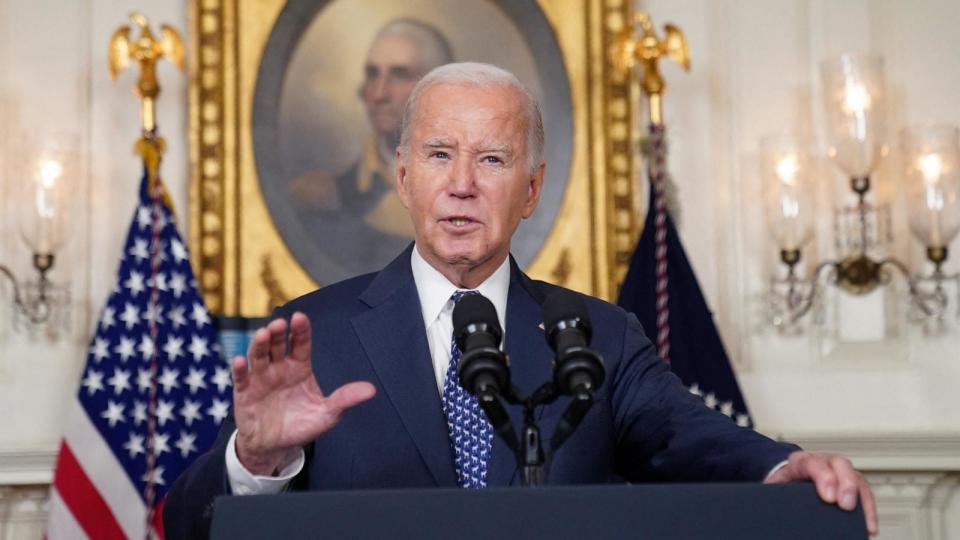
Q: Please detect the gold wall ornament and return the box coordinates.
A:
[109,13,185,134]
[188,0,642,316]
[612,12,690,126]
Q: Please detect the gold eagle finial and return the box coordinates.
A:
[108,12,184,132]
[612,12,690,125]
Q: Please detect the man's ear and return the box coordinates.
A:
[396,149,411,209]
[521,162,545,219]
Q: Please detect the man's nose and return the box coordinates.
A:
[448,159,478,198]
[366,75,389,102]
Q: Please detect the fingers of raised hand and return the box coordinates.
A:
[288,312,312,363]
[232,355,250,391]
[267,318,289,363]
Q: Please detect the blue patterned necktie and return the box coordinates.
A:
[442,290,494,488]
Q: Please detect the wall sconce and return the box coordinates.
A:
[0,138,73,328]
[766,54,959,331]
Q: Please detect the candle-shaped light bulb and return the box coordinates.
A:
[903,126,960,251]
[918,153,945,246]
[843,82,872,114]
[776,154,799,186]
[761,135,814,253]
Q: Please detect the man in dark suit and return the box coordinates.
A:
[165,62,878,538]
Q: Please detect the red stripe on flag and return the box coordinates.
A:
[52,441,127,540]
[153,497,166,539]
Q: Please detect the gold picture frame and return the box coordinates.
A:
[189,0,642,316]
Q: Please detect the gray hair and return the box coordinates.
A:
[398,62,545,173]
[373,19,453,73]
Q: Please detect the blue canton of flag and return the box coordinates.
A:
[48,172,230,539]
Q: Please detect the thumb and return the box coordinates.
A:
[325,382,377,414]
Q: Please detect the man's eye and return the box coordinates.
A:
[430,151,450,159]
[482,155,503,164]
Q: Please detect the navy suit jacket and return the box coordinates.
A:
[164,246,797,539]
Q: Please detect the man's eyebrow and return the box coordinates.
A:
[422,138,455,149]
[477,144,513,155]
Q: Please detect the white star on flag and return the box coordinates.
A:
[129,238,149,261]
[136,206,152,229]
[180,399,203,426]
[138,335,155,361]
[212,367,233,393]
[101,400,126,427]
[142,465,166,486]
[170,273,186,298]
[156,399,175,426]
[136,369,152,394]
[143,302,164,325]
[170,238,188,263]
[168,305,187,328]
[175,431,198,458]
[131,400,148,425]
[82,370,104,396]
[152,432,171,456]
[189,335,210,362]
[91,338,110,363]
[120,303,140,330]
[100,306,115,329]
[158,368,181,393]
[184,368,207,394]
[207,398,230,423]
[163,336,185,361]
[124,270,146,296]
[191,303,211,327]
[115,337,136,362]
[107,368,132,395]
[123,433,145,458]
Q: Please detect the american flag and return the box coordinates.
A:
[47,172,231,539]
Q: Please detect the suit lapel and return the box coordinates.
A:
[486,260,560,486]
[351,247,457,487]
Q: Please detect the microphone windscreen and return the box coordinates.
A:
[452,293,501,339]
[542,291,592,334]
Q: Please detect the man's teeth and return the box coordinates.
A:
[450,218,469,226]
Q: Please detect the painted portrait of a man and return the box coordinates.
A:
[254,0,573,286]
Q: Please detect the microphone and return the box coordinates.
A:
[542,291,605,397]
[452,293,519,454]
[452,293,510,398]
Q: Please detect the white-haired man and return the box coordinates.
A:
[166,62,877,538]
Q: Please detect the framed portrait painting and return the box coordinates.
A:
[190,0,643,316]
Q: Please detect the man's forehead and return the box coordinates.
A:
[366,33,421,67]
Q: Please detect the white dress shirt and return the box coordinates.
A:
[225,244,511,494]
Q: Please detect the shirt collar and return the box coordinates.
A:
[410,244,510,331]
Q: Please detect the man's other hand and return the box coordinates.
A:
[765,450,878,536]
[231,312,376,475]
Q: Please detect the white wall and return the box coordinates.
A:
[0,0,958,538]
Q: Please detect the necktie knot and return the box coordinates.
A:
[451,289,479,305]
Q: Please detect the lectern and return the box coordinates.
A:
[210,483,866,539]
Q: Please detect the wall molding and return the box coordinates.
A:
[776,432,960,471]
[0,448,57,486]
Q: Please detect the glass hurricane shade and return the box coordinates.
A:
[761,134,815,252]
[821,54,887,178]
[902,125,960,249]
[17,139,76,254]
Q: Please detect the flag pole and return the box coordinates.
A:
[108,13,185,538]
[613,12,690,362]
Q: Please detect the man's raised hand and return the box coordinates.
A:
[230,312,376,475]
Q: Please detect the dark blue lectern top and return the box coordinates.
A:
[210,483,867,539]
